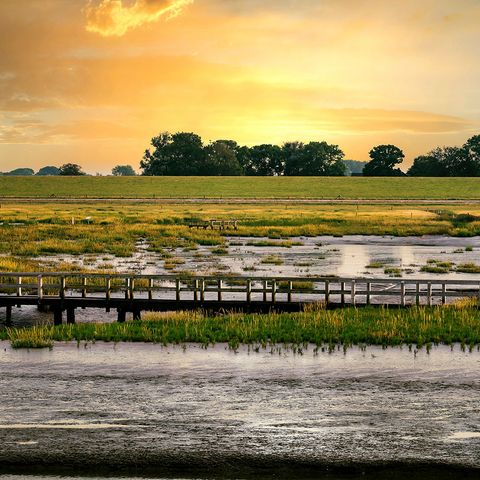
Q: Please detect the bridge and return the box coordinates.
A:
[0,272,479,325]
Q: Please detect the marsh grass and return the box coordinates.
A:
[2,302,480,350]
[261,255,284,265]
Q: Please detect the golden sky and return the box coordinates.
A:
[1,0,479,173]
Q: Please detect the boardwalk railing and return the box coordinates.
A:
[1,272,479,323]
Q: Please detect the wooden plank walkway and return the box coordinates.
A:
[0,272,479,325]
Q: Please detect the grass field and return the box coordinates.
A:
[1,176,480,199]
[3,301,480,350]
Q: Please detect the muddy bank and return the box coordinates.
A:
[0,343,479,478]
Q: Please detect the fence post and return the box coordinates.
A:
[400,281,406,307]
[200,278,205,302]
[416,282,420,306]
[325,280,330,306]
[125,278,130,300]
[263,280,267,302]
[351,280,356,306]
[218,279,222,302]
[38,275,43,301]
[60,276,65,299]
[427,282,432,306]
[82,276,87,298]
[366,281,371,305]
[441,282,446,305]
[17,276,22,298]
[194,279,199,302]
[288,281,293,303]
[246,279,252,303]
[176,279,181,301]
[272,280,277,303]
[341,281,345,306]
[148,278,154,301]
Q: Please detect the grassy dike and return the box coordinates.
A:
[3,301,480,351]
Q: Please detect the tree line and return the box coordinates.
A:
[140,132,480,177]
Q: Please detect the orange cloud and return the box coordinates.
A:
[85,0,193,36]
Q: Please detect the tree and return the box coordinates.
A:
[363,145,405,176]
[59,163,86,176]
[247,144,284,176]
[407,155,444,176]
[283,141,346,176]
[36,166,60,176]
[140,132,206,176]
[112,165,136,176]
[6,168,34,176]
[462,135,480,176]
[200,141,243,176]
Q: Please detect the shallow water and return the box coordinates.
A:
[0,342,479,478]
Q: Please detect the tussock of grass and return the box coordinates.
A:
[2,303,480,350]
[261,255,284,265]
[456,263,480,274]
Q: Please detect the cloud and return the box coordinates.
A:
[85,0,193,36]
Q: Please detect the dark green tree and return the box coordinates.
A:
[6,168,34,176]
[36,166,60,176]
[140,132,205,176]
[112,165,136,176]
[247,144,284,176]
[363,145,405,176]
[200,141,243,175]
[59,163,85,176]
[407,155,445,176]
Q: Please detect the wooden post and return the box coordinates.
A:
[17,276,22,308]
[400,281,406,307]
[125,278,130,300]
[106,277,111,303]
[288,281,293,303]
[351,280,356,306]
[477,283,480,308]
[200,278,205,302]
[82,277,87,298]
[53,308,63,326]
[148,278,154,301]
[176,279,181,302]
[366,281,371,305]
[247,279,252,303]
[130,278,135,300]
[133,309,141,321]
[217,279,222,302]
[117,308,126,323]
[60,276,65,299]
[263,280,267,302]
[272,280,277,303]
[441,283,446,305]
[427,282,432,307]
[341,281,345,306]
[416,282,420,306]
[67,307,75,324]
[194,279,199,302]
[325,280,330,306]
[5,306,12,326]
[38,275,43,301]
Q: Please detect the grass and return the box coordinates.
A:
[456,263,480,274]
[1,177,480,199]
[2,301,480,350]
[0,202,479,262]
[261,255,284,265]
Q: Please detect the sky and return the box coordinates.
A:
[1,0,479,174]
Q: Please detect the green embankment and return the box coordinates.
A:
[1,176,480,199]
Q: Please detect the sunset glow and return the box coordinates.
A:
[1,0,479,172]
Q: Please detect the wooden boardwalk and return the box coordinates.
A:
[1,272,479,325]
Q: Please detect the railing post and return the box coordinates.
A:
[366,281,371,305]
[247,279,252,303]
[325,280,330,306]
[82,276,87,298]
[288,281,293,303]
[125,278,130,300]
[217,279,222,302]
[341,281,345,305]
[148,278,154,301]
[176,279,181,302]
[194,279,199,302]
[60,276,65,299]
[17,276,22,298]
[441,282,446,305]
[427,282,432,307]
[416,282,420,306]
[38,275,43,301]
[130,278,135,300]
[263,280,267,302]
[106,277,111,312]
[272,280,277,303]
[400,281,406,307]
[351,280,356,306]
[200,278,205,302]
